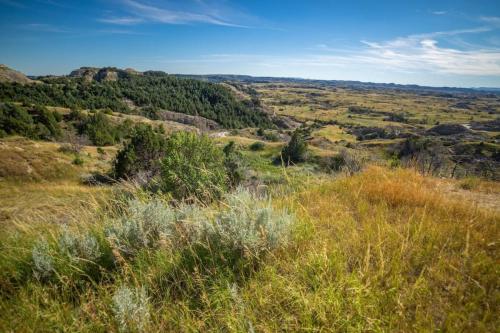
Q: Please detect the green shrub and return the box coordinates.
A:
[280,129,308,165]
[160,132,227,202]
[0,103,34,137]
[105,199,177,257]
[30,226,109,284]
[113,125,167,181]
[212,188,293,256]
[29,105,62,139]
[82,112,117,146]
[72,155,84,166]
[223,141,245,188]
[249,141,265,151]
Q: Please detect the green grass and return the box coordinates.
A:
[0,164,498,332]
[313,124,356,143]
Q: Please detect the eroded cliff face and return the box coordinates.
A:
[69,67,142,82]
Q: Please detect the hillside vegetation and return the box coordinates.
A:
[0,68,273,128]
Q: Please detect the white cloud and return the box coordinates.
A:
[98,17,144,25]
[431,11,447,15]
[119,0,247,27]
[480,16,500,26]
[356,31,500,75]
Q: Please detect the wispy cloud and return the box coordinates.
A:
[356,36,500,75]
[101,0,251,28]
[98,17,144,25]
[480,16,500,26]
[96,28,144,35]
[431,11,447,15]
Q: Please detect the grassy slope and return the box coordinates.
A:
[0,137,113,225]
[0,157,498,331]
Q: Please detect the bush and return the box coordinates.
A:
[280,129,308,165]
[105,199,178,257]
[58,226,101,263]
[72,155,84,165]
[30,225,105,284]
[31,239,54,280]
[249,141,265,151]
[223,141,245,188]
[59,143,80,154]
[112,286,150,333]
[160,132,227,202]
[29,105,62,139]
[113,125,167,181]
[396,137,448,176]
[212,188,293,257]
[330,149,366,175]
[82,112,117,146]
[107,188,293,261]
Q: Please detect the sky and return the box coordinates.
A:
[1,0,500,87]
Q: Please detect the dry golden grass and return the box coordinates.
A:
[251,166,500,331]
[0,136,117,182]
[0,137,114,225]
[0,180,111,225]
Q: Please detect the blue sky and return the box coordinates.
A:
[1,0,500,87]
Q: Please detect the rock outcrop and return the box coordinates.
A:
[69,67,142,82]
[157,110,220,131]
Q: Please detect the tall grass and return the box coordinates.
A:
[0,166,498,332]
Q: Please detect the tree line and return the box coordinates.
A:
[0,73,273,128]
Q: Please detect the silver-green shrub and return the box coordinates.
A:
[58,226,101,262]
[105,199,178,256]
[213,188,293,256]
[32,238,54,280]
[112,286,150,332]
[106,189,293,259]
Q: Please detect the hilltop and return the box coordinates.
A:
[69,67,142,82]
[0,65,32,84]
